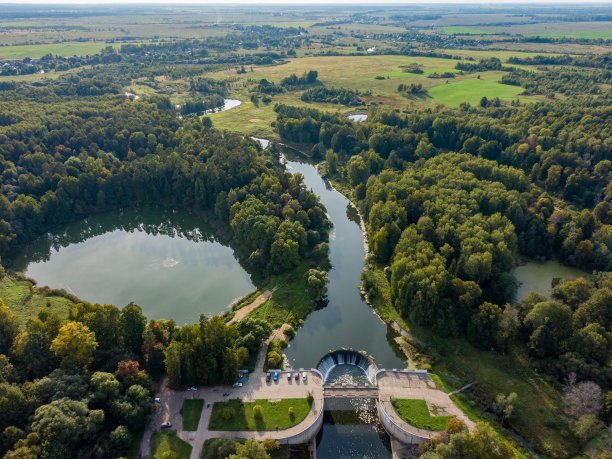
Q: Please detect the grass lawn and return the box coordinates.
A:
[183,399,205,431]
[391,398,454,431]
[150,431,192,459]
[428,72,523,107]
[0,274,73,326]
[209,398,312,431]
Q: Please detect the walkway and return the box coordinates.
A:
[377,371,475,440]
[226,287,277,325]
[323,385,379,398]
[143,370,323,459]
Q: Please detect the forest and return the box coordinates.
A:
[0,3,611,458]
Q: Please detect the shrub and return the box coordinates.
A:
[262,438,280,452]
[221,407,235,420]
[253,404,263,419]
[288,406,295,419]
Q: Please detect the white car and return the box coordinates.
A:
[302,372,307,381]
[152,397,161,403]
[232,382,243,388]
[186,386,197,391]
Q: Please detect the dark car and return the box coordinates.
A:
[266,372,271,382]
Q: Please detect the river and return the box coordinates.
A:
[278,147,406,459]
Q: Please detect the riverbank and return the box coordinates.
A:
[309,156,570,457]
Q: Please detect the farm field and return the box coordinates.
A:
[0,42,121,59]
[427,72,524,107]
[437,26,494,35]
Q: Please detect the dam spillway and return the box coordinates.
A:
[316,349,379,384]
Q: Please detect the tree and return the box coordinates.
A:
[492,392,518,424]
[564,376,602,419]
[229,440,270,459]
[572,414,604,446]
[252,404,263,420]
[0,300,18,355]
[120,302,146,356]
[467,303,502,349]
[306,269,328,302]
[31,398,103,446]
[50,322,98,371]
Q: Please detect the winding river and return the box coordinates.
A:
[279,147,406,458]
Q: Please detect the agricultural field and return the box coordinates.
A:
[0,42,120,59]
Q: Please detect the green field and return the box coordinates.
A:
[183,399,205,431]
[438,26,494,35]
[428,73,523,107]
[150,431,192,459]
[526,30,612,40]
[0,275,73,326]
[391,398,454,431]
[208,398,312,431]
[0,42,120,59]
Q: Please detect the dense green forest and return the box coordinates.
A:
[275,99,612,455]
[1,3,612,458]
[0,79,330,458]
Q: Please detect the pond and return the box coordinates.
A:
[513,259,590,302]
[11,207,255,325]
[347,113,367,123]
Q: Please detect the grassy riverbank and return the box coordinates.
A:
[362,265,573,457]
[0,274,74,326]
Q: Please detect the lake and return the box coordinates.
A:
[513,259,589,302]
[11,207,255,325]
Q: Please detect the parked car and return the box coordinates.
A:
[287,373,292,381]
[266,372,271,382]
[161,422,172,429]
[302,372,307,381]
[186,386,197,391]
[151,397,161,403]
[294,373,299,381]
[273,372,279,382]
[232,382,243,388]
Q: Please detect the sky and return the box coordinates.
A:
[1,0,611,3]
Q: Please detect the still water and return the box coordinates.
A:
[281,150,406,371]
[12,207,255,325]
[513,259,589,302]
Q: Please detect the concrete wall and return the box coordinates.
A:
[377,400,430,445]
[276,399,324,445]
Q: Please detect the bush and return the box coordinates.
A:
[263,438,280,452]
[221,407,236,420]
[572,414,604,445]
[288,406,295,419]
[267,351,282,369]
[284,326,295,338]
[253,404,263,420]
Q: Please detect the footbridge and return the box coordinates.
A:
[323,384,379,398]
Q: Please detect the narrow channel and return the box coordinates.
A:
[278,147,407,458]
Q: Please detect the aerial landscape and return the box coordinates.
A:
[0,1,611,458]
